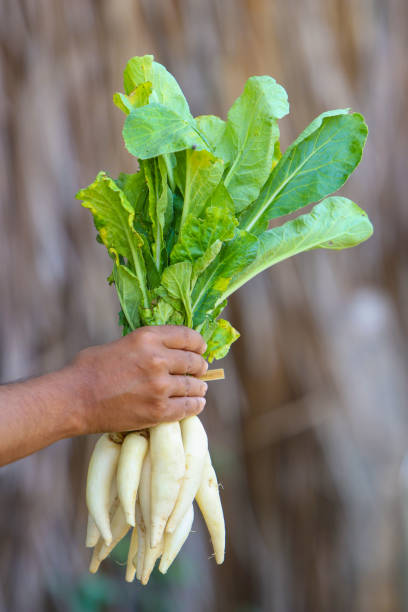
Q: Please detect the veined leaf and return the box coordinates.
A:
[290,108,350,147]
[115,171,147,210]
[239,112,368,233]
[122,55,191,117]
[161,262,193,327]
[203,319,240,363]
[113,82,153,114]
[171,206,237,265]
[207,182,235,212]
[152,300,183,325]
[225,196,373,299]
[113,263,142,330]
[221,76,289,213]
[175,150,225,227]
[195,115,228,157]
[141,157,169,272]
[192,240,223,286]
[192,230,258,325]
[76,172,149,308]
[123,103,209,160]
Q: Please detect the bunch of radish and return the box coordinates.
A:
[85,418,224,584]
[77,53,372,584]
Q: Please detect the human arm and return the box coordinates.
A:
[0,325,208,466]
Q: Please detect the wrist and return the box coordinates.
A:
[52,362,91,438]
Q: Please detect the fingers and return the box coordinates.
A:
[164,397,206,422]
[166,349,208,377]
[149,326,207,355]
[167,375,207,398]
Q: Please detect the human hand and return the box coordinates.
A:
[70,326,208,435]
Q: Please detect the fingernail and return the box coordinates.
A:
[199,397,206,407]
[204,361,209,373]
[202,382,208,393]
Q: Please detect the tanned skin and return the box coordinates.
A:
[0,326,208,466]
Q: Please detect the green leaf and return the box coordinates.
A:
[123,55,191,117]
[239,112,368,233]
[221,76,289,213]
[192,240,223,286]
[175,149,225,227]
[113,82,153,114]
[76,172,149,309]
[195,115,228,156]
[170,206,237,265]
[161,262,194,327]
[207,182,235,212]
[191,230,258,325]
[141,157,170,271]
[203,319,240,363]
[123,103,209,160]
[151,300,183,325]
[290,108,350,147]
[115,171,147,213]
[123,55,154,95]
[224,196,373,298]
[113,263,142,329]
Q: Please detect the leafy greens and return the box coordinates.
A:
[77,55,373,362]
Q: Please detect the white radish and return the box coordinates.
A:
[98,504,130,561]
[85,479,118,548]
[149,423,185,547]
[166,416,207,533]
[85,514,100,548]
[125,526,138,583]
[134,501,146,581]
[139,451,163,585]
[195,451,225,564]
[117,432,148,526]
[159,505,194,574]
[89,542,102,574]
[86,433,121,545]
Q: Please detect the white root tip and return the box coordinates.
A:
[158,561,169,574]
[89,549,101,574]
[125,567,136,583]
[215,551,225,564]
[125,513,135,528]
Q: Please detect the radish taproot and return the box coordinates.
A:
[126,526,138,583]
[138,451,163,584]
[98,504,130,561]
[159,505,194,574]
[86,434,121,545]
[117,431,148,527]
[134,500,146,581]
[167,416,207,533]
[149,423,185,547]
[195,451,225,564]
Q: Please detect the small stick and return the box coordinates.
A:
[199,368,225,382]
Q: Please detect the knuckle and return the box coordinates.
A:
[150,399,167,421]
[148,353,167,372]
[184,376,193,395]
[151,375,169,397]
[134,327,155,345]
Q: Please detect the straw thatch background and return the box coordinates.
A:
[1,1,407,611]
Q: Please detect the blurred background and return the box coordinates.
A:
[0,0,407,610]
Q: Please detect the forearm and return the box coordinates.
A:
[0,366,84,466]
